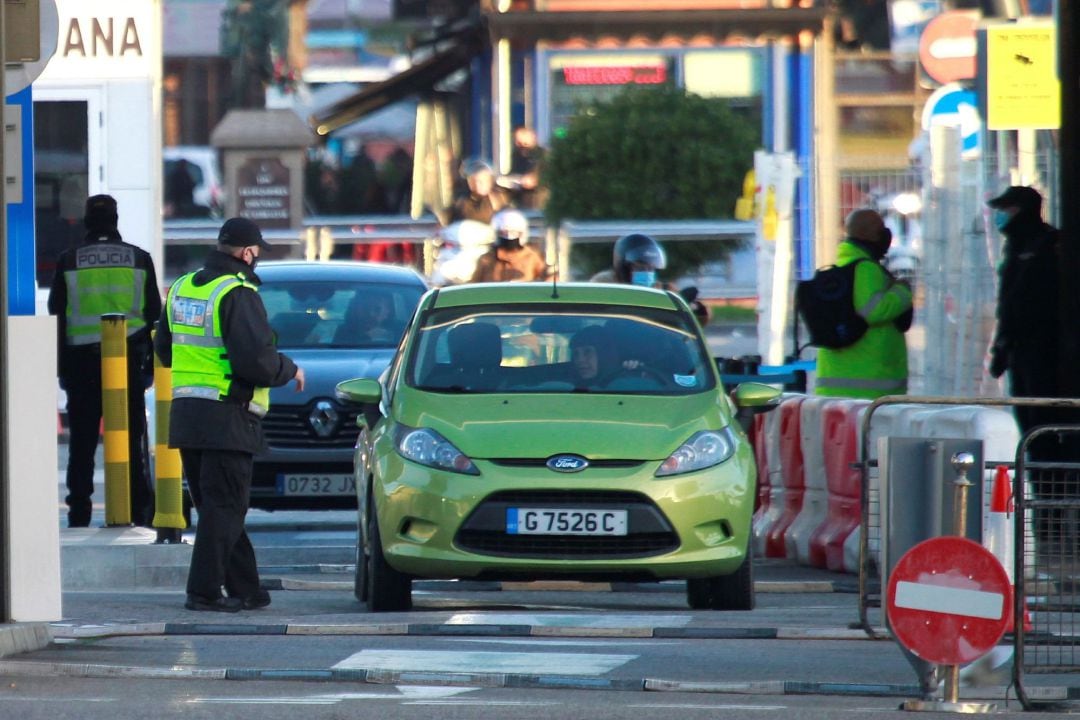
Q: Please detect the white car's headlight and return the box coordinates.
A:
[655,428,738,477]
[395,425,479,475]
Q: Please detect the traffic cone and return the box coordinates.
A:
[986,465,1032,633]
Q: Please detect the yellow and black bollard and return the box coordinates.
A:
[152,336,186,543]
[100,314,132,526]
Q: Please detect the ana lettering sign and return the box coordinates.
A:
[63,17,142,58]
[40,0,157,80]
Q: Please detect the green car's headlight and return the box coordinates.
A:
[655,428,737,477]
[395,425,479,475]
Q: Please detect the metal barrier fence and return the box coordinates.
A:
[1015,425,1080,711]
[163,216,756,292]
[854,395,1080,639]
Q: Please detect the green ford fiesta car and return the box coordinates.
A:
[336,282,780,612]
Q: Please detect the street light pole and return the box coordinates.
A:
[0,0,10,622]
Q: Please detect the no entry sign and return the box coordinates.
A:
[886,536,1013,666]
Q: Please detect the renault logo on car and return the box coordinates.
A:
[546,454,589,473]
[309,400,339,438]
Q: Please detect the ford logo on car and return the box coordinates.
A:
[546,454,589,473]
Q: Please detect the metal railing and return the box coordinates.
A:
[163,216,758,294]
[855,395,1080,638]
[1014,425,1080,711]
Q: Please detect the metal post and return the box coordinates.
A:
[152,336,184,544]
[101,314,132,526]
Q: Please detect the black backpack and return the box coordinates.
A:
[795,260,868,349]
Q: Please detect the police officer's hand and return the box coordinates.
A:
[989,347,1008,379]
[293,367,306,392]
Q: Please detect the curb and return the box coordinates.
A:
[0,623,52,658]
[0,658,1062,701]
[49,621,882,642]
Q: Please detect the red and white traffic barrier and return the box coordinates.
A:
[844,403,930,574]
[763,395,807,558]
[752,398,786,557]
[785,396,831,565]
[810,399,870,571]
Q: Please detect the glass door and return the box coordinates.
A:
[32,90,102,289]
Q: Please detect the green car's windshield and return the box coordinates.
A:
[407,304,716,395]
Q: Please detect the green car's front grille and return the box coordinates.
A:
[454,490,679,560]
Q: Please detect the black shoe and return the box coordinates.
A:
[242,590,271,610]
[185,594,243,613]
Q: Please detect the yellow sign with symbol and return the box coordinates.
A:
[986,22,1060,130]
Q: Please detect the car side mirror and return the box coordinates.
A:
[336,377,382,405]
[732,381,782,412]
[730,382,781,434]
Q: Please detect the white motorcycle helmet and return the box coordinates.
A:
[492,209,529,248]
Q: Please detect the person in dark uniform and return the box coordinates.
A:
[155,217,305,612]
[986,185,1074,555]
[48,194,161,528]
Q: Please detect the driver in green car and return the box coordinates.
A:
[569,325,621,387]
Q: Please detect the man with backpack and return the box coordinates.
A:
[811,208,913,398]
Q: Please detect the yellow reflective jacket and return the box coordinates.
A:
[814,241,913,399]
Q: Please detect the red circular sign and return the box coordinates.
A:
[886,536,1013,666]
[918,11,979,85]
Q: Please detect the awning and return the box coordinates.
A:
[485,8,828,43]
[312,29,484,136]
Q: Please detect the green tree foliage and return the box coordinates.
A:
[544,86,757,280]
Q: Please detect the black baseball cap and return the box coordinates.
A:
[987,186,1042,213]
[217,217,271,249]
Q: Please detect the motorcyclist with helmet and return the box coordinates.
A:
[470,209,551,283]
[590,233,710,325]
[449,159,508,225]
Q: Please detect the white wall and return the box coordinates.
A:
[5,317,61,621]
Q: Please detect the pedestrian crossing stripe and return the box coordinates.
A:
[445,612,690,629]
[331,649,636,676]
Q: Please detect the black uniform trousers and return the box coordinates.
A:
[181,448,262,601]
[64,347,153,528]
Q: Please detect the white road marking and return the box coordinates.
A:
[446,612,690,628]
[894,581,1004,620]
[450,638,678,647]
[403,700,562,706]
[629,703,787,711]
[332,649,635,675]
[183,686,478,705]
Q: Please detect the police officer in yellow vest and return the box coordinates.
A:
[814,209,913,399]
[155,217,305,612]
[48,194,162,528]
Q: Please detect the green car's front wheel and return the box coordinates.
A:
[366,507,412,612]
[354,518,368,603]
[685,548,755,611]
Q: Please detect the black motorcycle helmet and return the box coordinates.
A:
[613,233,667,283]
